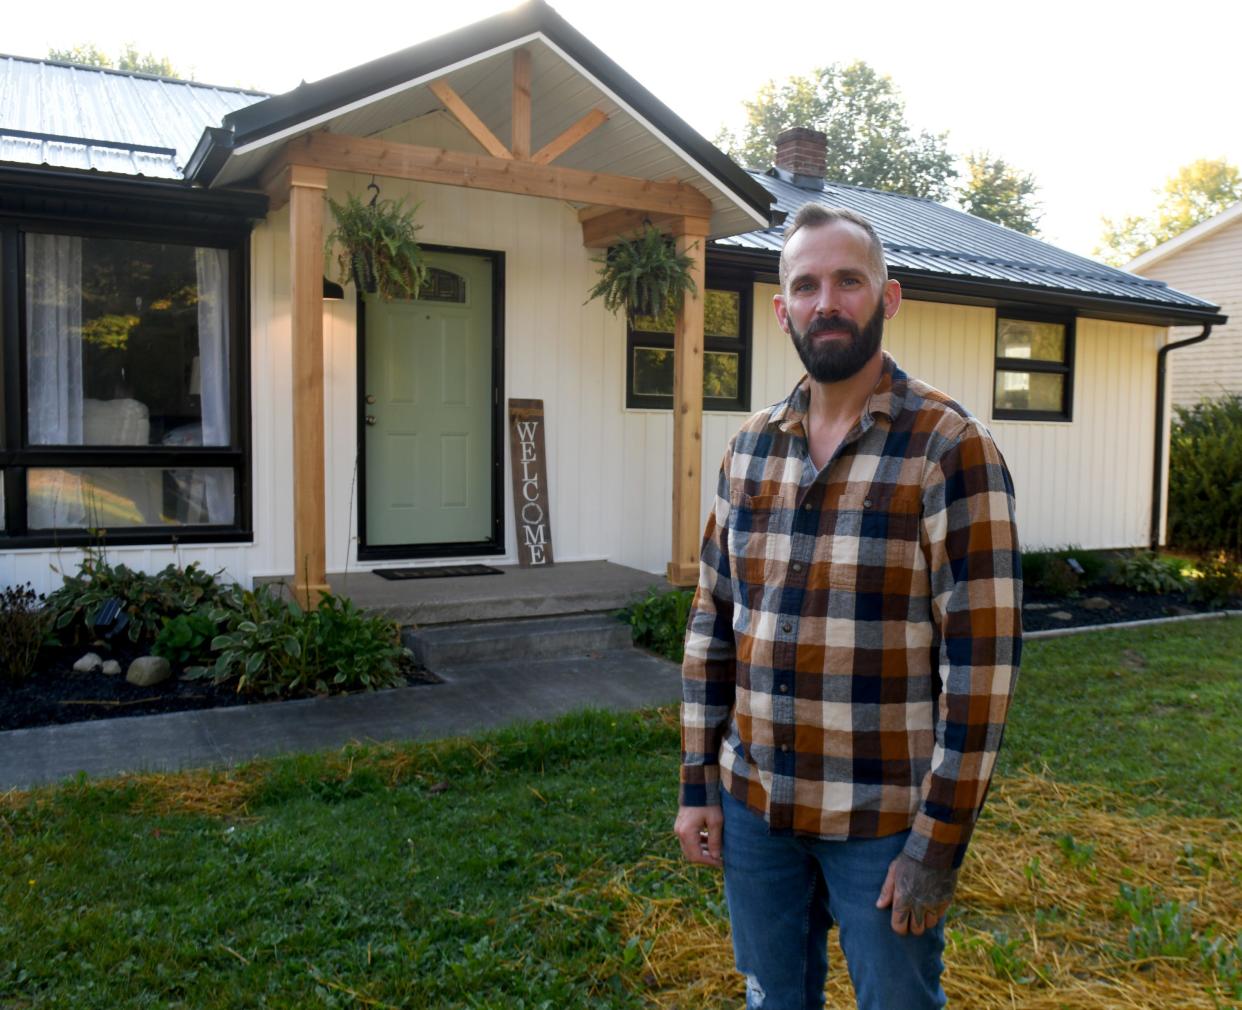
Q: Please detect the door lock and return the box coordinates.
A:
[365,394,376,405]
[365,415,377,426]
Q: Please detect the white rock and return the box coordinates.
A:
[73,652,103,674]
[126,656,172,687]
[101,660,122,676]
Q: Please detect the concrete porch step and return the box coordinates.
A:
[403,612,635,669]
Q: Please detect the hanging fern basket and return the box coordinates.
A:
[325,190,427,301]
[586,225,698,321]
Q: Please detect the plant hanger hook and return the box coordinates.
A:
[367,175,380,207]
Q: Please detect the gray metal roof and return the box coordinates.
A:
[0,54,267,179]
[717,170,1220,319]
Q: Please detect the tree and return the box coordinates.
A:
[717,61,957,201]
[957,152,1042,235]
[47,43,181,79]
[1096,159,1242,265]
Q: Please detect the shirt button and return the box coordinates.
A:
[782,621,792,633]
[863,498,873,508]
[781,744,789,753]
[792,562,803,573]
[779,683,788,693]
[804,502,813,511]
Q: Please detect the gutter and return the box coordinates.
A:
[1151,325,1213,552]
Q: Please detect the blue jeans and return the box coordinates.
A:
[721,790,946,1010]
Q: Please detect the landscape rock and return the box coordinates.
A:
[101,660,122,676]
[126,656,172,687]
[1082,597,1112,611]
[1049,610,1074,621]
[1023,603,1056,611]
[72,652,103,674]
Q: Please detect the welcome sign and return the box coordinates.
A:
[508,398,554,567]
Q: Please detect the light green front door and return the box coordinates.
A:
[363,251,494,547]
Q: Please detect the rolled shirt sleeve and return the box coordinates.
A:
[679,449,738,808]
[904,420,1023,870]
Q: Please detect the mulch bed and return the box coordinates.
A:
[1,643,441,733]
[1021,584,1235,633]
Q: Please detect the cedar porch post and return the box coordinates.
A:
[667,218,710,587]
[287,165,330,605]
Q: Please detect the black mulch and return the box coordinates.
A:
[1021,584,1235,633]
[1,644,441,733]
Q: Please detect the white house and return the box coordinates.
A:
[0,1,1224,599]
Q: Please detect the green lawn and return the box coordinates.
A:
[2,617,1239,1008]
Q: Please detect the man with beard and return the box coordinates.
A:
[674,204,1022,1009]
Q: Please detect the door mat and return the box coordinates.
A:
[374,564,504,581]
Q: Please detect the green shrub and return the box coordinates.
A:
[152,611,218,667]
[1185,553,1242,609]
[0,584,50,682]
[45,550,226,648]
[1110,551,1189,595]
[1021,547,1083,596]
[187,586,407,697]
[618,586,694,663]
[1168,393,1242,560]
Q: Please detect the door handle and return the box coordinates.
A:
[366,415,377,426]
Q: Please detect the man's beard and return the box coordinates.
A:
[787,297,885,383]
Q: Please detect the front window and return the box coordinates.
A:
[626,281,751,411]
[992,314,1074,421]
[1,227,248,544]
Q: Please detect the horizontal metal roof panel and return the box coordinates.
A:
[715,171,1219,315]
[0,54,267,178]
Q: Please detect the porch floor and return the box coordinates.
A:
[323,560,671,626]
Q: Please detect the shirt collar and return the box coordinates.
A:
[770,349,908,435]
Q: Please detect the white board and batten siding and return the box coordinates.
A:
[1130,215,1242,408]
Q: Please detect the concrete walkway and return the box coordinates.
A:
[0,649,681,793]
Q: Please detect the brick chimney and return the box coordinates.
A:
[774,127,827,190]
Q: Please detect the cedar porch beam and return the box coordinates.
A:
[511,49,531,160]
[260,162,325,214]
[428,80,513,160]
[276,133,714,219]
[668,222,708,587]
[532,108,608,166]
[285,166,331,605]
[580,207,711,248]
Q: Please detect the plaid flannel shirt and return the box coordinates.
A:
[680,351,1022,870]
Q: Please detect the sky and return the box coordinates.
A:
[7,0,1240,258]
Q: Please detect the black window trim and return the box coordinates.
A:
[624,270,753,412]
[992,308,1076,423]
[0,218,253,548]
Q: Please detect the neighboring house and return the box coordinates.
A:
[0,1,1224,599]
[1128,202,1242,408]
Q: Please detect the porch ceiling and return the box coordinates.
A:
[208,26,771,238]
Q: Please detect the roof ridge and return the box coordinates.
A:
[0,52,270,97]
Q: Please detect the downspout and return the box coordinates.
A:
[1151,325,1212,551]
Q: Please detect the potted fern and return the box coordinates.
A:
[325,191,427,301]
[587,224,698,321]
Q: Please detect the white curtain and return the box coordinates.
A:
[26,233,83,445]
[194,247,233,522]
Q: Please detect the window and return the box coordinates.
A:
[992,313,1074,421]
[0,225,249,545]
[626,279,751,411]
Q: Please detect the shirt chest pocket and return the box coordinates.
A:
[727,491,789,587]
[825,487,923,592]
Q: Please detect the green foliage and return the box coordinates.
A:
[957,152,1042,235]
[1096,159,1242,265]
[717,61,957,201]
[1186,553,1242,609]
[0,584,50,683]
[47,43,181,78]
[44,551,226,648]
[1114,884,1197,959]
[151,612,217,667]
[187,586,407,697]
[1110,550,1190,595]
[1168,393,1242,559]
[587,226,698,321]
[618,586,694,662]
[326,192,427,301]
